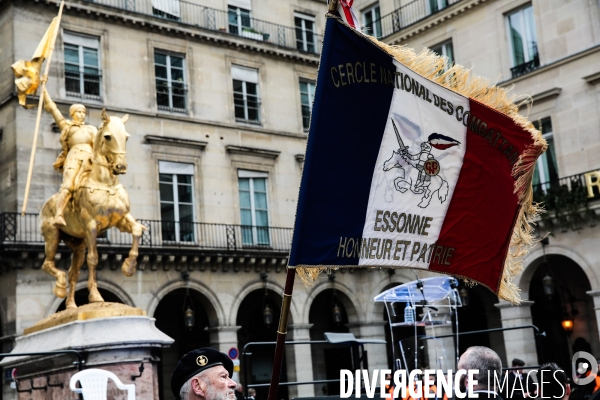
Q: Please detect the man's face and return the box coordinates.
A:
[72,108,86,123]
[195,366,236,400]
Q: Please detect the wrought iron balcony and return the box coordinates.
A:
[0,213,293,252]
[373,0,463,39]
[533,170,600,212]
[81,0,322,54]
[533,171,600,232]
[510,55,540,79]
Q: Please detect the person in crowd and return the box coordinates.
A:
[457,346,503,399]
[537,363,569,400]
[171,347,236,400]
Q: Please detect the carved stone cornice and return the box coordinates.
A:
[145,135,208,151]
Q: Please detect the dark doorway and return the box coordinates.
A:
[154,288,212,400]
[56,287,123,311]
[237,288,287,400]
[456,286,491,355]
[530,255,595,376]
[309,288,352,396]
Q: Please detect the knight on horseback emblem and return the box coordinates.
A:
[383,119,460,208]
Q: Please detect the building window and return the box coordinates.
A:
[154,51,187,112]
[238,170,270,246]
[232,65,260,125]
[532,117,558,192]
[299,80,315,131]
[428,0,448,14]
[362,4,381,38]
[228,5,252,35]
[159,161,195,242]
[152,0,181,20]
[430,40,454,71]
[507,4,539,78]
[295,13,316,52]
[63,32,101,100]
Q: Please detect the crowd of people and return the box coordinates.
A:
[169,346,599,400]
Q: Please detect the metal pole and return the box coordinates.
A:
[267,267,295,400]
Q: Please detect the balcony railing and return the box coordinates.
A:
[81,0,322,54]
[373,0,463,39]
[510,55,540,79]
[0,214,293,252]
[533,170,600,212]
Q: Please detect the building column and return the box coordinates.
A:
[585,290,600,356]
[287,324,315,399]
[349,321,388,370]
[207,326,241,353]
[496,301,538,366]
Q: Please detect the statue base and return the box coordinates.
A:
[23,302,146,335]
[1,303,173,400]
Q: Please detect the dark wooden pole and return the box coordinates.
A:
[267,268,296,400]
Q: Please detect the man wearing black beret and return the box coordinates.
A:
[171,347,236,400]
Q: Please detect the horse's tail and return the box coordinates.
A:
[438,179,450,203]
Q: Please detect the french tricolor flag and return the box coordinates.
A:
[289,17,544,301]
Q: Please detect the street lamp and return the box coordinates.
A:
[561,317,574,334]
[260,273,272,327]
[459,288,469,306]
[542,274,554,297]
[181,271,195,330]
[329,274,343,325]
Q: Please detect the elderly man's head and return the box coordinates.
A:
[457,346,502,391]
[171,348,236,400]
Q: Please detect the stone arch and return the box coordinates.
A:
[301,278,361,325]
[519,244,598,299]
[45,279,134,317]
[147,278,223,327]
[228,278,291,326]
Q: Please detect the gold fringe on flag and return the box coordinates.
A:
[295,23,547,305]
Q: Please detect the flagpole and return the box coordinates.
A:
[266,267,295,400]
[266,3,338,399]
[21,0,65,216]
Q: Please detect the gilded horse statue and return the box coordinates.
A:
[40,109,145,309]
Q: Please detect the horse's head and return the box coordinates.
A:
[97,109,130,175]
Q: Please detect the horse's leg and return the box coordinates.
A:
[41,224,67,298]
[64,239,86,309]
[116,213,145,277]
[83,216,104,303]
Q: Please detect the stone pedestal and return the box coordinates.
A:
[0,308,173,400]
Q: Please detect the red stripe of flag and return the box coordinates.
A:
[430,99,533,292]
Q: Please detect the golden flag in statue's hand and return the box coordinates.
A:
[11,16,59,108]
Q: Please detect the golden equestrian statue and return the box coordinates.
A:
[40,90,146,309]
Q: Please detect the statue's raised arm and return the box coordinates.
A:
[41,89,97,226]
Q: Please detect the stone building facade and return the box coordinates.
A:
[0,0,599,399]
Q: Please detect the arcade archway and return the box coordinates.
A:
[309,287,355,396]
[529,254,599,374]
[237,287,286,400]
[154,288,214,400]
